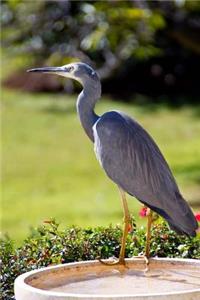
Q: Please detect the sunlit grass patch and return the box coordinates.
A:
[2,89,200,243]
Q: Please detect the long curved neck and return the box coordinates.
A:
[76,80,101,142]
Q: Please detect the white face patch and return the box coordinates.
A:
[56,72,73,79]
[59,63,82,83]
[58,64,75,79]
[53,62,97,86]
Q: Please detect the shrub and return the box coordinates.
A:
[1,218,199,299]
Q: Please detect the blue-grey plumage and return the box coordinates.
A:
[28,62,198,238]
[93,111,198,236]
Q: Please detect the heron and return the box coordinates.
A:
[28,62,198,265]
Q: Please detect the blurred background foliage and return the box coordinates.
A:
[1,0,200,243]
[1,0,200,100]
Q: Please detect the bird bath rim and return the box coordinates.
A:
[14,258,200,300]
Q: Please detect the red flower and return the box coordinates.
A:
[195,213,200,222]
[139,207,148,218]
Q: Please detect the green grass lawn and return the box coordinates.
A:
[2,88,200,244]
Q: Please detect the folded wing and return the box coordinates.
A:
[93,111,198,236]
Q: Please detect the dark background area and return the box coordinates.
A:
[1,0,200,103]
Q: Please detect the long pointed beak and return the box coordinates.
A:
[27,66,66,73]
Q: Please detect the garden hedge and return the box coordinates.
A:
[1,218,200,300]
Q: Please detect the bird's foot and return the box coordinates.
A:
[134,254,149,264]
[134,254,150,271]
[99,257,125,266]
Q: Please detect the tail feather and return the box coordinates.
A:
[170,192,198,236]
[140,193,198,237]
[168,221,197,237]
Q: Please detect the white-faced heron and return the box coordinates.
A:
[28,62,198,265]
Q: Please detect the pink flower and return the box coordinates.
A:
[139,207,148,218]
[195,213,200,222]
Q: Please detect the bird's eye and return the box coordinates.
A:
[67,66,74,72]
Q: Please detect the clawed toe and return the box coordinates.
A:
[99,257,125,266]
[134,255,149,267]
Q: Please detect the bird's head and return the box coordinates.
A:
[27,62,99,86]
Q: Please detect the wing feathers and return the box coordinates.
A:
[93,111,198,236]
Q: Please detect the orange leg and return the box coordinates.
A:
[134,208,153,269]
[100,187,130,265]
[145,209,153,261]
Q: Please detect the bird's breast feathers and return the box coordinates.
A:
[92,110,178,204]
[92,111,126,166]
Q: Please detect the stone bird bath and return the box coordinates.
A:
[15,258,200,299]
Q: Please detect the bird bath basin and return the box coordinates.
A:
[15,258,200,300]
